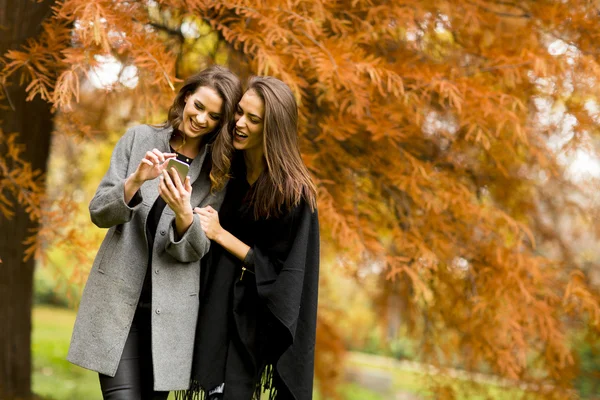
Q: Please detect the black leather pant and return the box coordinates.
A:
[98,307,169,400]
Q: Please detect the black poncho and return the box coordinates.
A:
[180,165,320,400]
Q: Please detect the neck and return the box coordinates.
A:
[171,132,204,158]
[244,148,265,185]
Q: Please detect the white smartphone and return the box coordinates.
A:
[166,158,189,183]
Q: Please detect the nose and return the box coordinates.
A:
[235,115,246,128]
[195,112,207,125]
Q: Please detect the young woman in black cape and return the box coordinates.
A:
[179,76,320,400]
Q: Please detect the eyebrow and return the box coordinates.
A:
[238,105,262,121]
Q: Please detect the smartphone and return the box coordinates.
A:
[166,158,189,184]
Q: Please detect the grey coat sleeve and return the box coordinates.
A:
[164,213,210,263]
[89,128,144,228]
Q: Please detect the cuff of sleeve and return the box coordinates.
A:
[167,213,204,244]
[243,248,255,269]
[113,178,143,211]
[164,214,206,262]
[127,188,143,208]
[91,179,144,224]
[168,215,189,245]
[254,246,279,286]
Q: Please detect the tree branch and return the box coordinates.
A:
[466,0,531,19]
[147,21,184,42]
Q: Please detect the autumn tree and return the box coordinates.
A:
[2,0,600,399]
[0,0,55,396]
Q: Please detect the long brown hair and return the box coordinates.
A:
[166,65,242,191]
[244,76,317,219]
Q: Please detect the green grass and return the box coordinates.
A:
[313,383,384,400]
[347,354,543,400]
[32,306,101,400]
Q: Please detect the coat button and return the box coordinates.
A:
[155,308,161,314]
[154,269,159,274]
[160,230,166,236]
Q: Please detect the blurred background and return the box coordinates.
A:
[2,1,600,399]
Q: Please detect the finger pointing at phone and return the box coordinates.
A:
[132,149,176,185]
[124,149,176,204]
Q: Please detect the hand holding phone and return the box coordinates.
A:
[159,159,193,230]
[166,158,190,184]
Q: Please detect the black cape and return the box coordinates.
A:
[180,170,320,400]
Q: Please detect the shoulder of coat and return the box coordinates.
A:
[123,124,173,145]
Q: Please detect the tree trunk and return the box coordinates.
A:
[0,0,55,398]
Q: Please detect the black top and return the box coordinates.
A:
[187,156,320,400]
[138,150,193,305]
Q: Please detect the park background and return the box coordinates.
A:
[2,1,600,399]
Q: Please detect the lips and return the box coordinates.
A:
[235,129,248,139]
[189,118,206,132]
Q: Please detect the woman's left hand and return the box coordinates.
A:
[159,168,193,220]
[194,205,222,241]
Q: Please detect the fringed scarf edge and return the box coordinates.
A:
[254,364,277,400]
[174,380,206,400]
[175,364,277,400]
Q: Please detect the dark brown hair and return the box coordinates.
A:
[166,65,242,191]
[244,76,317,219]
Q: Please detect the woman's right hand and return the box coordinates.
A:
[194,206,223,242]
[131,149,176,184]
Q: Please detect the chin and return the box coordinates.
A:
[185,128,205,138]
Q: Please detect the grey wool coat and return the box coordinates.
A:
[67,124,225,390]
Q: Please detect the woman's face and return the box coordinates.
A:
[181,86,223,139]
[234,89,264,153]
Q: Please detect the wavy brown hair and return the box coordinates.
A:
[166,65,242,191]
[243,76,317,219]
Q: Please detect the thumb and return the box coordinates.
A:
[185,176,192,192]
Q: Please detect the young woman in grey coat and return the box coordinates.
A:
[67,65,242,399]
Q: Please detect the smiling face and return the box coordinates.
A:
[233,89,265,156]
[180,86,223,139]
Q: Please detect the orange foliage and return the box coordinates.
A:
[3,1,600,398]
